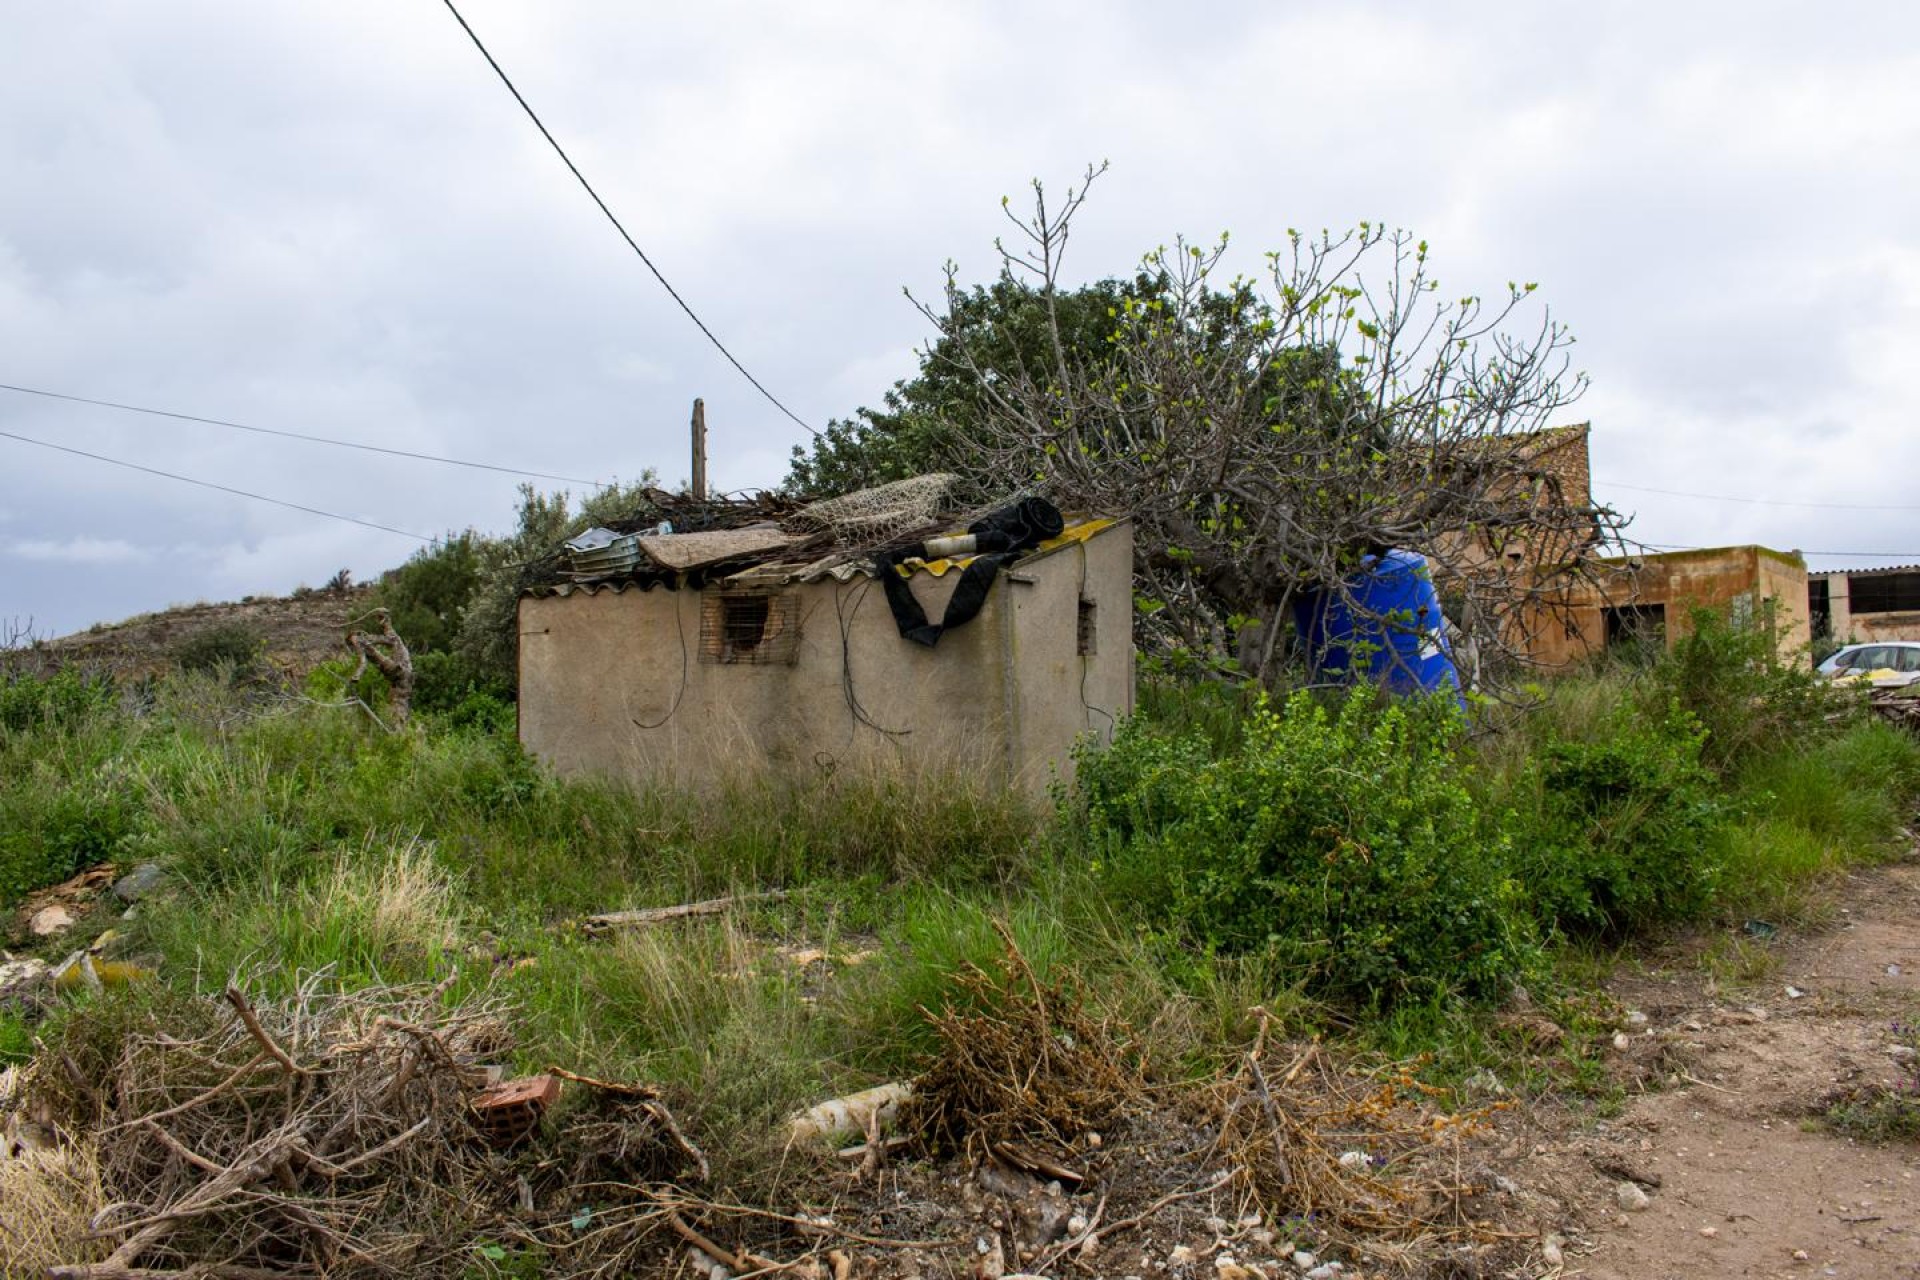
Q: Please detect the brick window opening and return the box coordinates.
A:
[700,590,799,665]
[1077,598,1098,656]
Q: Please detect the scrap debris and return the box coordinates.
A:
[2,935,1549,1278]
[471,1073,561,1147]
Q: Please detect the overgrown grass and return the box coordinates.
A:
[2,603,1917,1165]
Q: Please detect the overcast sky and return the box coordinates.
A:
[4,1,1918,639]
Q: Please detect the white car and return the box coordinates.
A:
[1816,641,1920,687]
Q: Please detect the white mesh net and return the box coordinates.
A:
[785,474,957,546]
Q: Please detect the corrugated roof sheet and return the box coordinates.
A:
[1810,564,1920,578]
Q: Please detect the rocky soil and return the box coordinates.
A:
[1520,853,1920,1279]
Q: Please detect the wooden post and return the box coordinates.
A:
[690,398,708,500]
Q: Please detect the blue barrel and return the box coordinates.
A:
[1292,550,1464,704]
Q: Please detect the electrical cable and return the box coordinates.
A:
[630,588,689,730]
[0,381,605,487]
[0,428,431,541]
[437,0,821,438]
[1598,477,1920,512]
[838,575,910,737]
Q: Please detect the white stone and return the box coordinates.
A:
[28,905,74,937]
[1616,1181,1651,1212]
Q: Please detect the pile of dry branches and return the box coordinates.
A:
[38,973,519,1279]
[902,924,1144,1160]
[1209,1015,1521,1261]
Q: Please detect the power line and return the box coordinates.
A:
[0,429,431,542]
[438,0,821,438]
[0,381,605,487]
[1598,476,1920,512]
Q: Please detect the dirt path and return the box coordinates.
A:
[1544,856,1920,1279]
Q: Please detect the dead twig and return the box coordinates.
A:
[582,890,790,935]
[666,1210,750,1272]
[223,987,306,1076]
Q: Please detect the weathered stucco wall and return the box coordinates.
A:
[1522,545,1809,669]
[518,523,1132,795]
[1847,612,1920,642]
[1005,519,1135,791]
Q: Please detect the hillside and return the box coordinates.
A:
[20,584,375,680]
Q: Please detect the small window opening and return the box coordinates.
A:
[723,595,770,659]
[1077,598,1098,656]
[700,590,799,665]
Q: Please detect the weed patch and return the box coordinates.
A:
[1823,1020,1920,1143]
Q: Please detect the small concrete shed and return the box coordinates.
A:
[517,517,1133,795]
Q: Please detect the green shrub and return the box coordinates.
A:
[0,667,114,734]
[0,1010,33,1065]
[412,650,515,727]
[1652,606,1833,771]
[1,774,146,907]
[172,622,264,676]
[369,533,485,656]
[1512,701,1722,935]
[1075,690,1535,1004]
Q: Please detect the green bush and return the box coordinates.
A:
[0,667,115,734]
[1512,701,1723,935]
[173,622,264,676]
[1652,606,1833,771]
[369,533,485,657]
[0,780,145,907]
[412,650,514,727]
[1075,690,1536,1004]
[0,1010,33,1065]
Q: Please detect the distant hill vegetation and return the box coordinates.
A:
[19,581,372,682]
